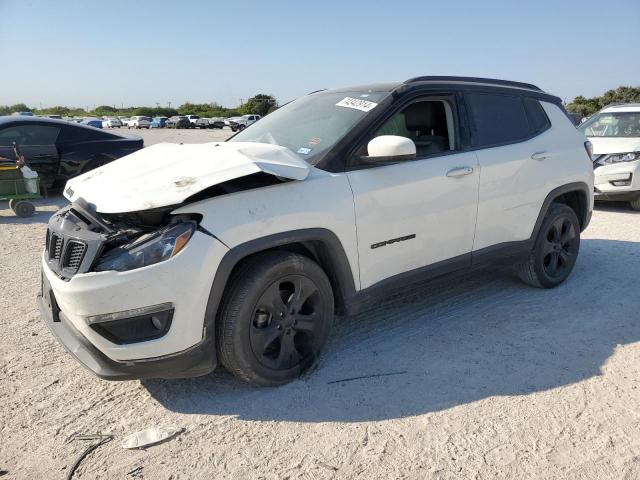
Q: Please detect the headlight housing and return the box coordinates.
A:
[595,152,640,166]
[94,222,195,272]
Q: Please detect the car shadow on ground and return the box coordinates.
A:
[0,196,67,225]
[594,200,640,213]
[143,238,640,423]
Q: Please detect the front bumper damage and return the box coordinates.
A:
[38,200,228,380]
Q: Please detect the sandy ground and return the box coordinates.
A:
[1,135,640,479]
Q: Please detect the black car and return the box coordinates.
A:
[0,117,143,188]
[209,117,225,129]
[165,116,190,129]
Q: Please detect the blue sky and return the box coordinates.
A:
[1,0,638,108]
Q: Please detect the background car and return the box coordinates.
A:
[80,117,103,129]
[209,117,225,129]
[579,103,640,210]
[151,117,168,128]
[11,111,34,116]
[165,116,190,129]
[0,116,143,188]
[102,117,122,128]
[195,118,211,129]
[185,114,199,128]
[125,116,151,129]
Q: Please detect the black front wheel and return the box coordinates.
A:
[217,251,334,386]
[516,203,581,288]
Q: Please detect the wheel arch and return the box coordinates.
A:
[531,182,591,240]
[203,229,357,341]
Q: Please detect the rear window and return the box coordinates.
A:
[467,92,530,147]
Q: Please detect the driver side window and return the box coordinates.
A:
[373,98,458,158]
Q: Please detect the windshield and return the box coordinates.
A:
[579,112,640,137]
[229,90,389,165]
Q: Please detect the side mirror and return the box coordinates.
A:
[362,135,416,165]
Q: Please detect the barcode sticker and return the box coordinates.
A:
[336,97,378,112]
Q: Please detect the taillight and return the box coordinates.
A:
[584,141,593,161]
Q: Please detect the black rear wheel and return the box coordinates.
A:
[217,251,334,386]
[516,203,580,288]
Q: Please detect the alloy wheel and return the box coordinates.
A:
[249,275,324,370]
[542,216,577,279]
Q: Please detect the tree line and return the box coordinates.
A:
[565,86,640,117]
[0,94,278,119]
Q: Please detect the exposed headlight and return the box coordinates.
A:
[596,152,640,166]
[94,222,195,272]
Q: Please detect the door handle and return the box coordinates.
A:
[531,151,550,161]
[446,166,474,178]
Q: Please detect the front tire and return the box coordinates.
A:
[630,197,640,211]
[516,203,581,288]
[217,251,334,386]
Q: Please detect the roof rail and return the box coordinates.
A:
[403,76,543,92]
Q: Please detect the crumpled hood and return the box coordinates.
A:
[588,137,640,155]
[64,142,310,213]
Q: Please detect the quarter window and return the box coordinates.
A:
[466,92,530,147]
[524,98,551,134]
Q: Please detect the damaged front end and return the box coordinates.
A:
[45,198,198,280]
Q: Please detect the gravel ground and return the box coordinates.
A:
[1,137,640,478]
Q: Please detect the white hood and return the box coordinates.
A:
[64,142,310,213]
[588,136,640,155]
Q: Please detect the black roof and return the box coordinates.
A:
[403,76,543,92]
[318,76,548,99]
[0,115,76,127]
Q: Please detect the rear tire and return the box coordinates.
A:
[516,203,580,288]
[217,251,334,386]
[630,197,640,211]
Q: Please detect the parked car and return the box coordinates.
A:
[195,118,211,129]
[227,114,261,132]
[80,117,103,129]
[126,116,151,129]
[47,115,63,120]
[165,116,190,129]
[566,112,583,126]
[185,115,200,128]
[11,111,34,116]
[39,76,593,386]
[151,117,168,128]
[102,117,123,128]
[0,116,143,188]
[208,117,225,129]
[579,103,640,210]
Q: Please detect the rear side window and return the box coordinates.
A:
[0,125,60,146]
[466,92,530,147]
[523,98,551,134]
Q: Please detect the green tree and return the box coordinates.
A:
[92,105,117,117]
[239,94,277,117]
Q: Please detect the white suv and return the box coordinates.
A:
[578,104,640,210]
[126,116,151,129]
[39,77,593,385]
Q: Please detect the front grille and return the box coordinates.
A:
[62,241,87,272]
[49,234,63,261]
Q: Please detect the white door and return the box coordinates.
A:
[346,97,480,289]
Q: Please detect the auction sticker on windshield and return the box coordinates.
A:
[336,97,378,112]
